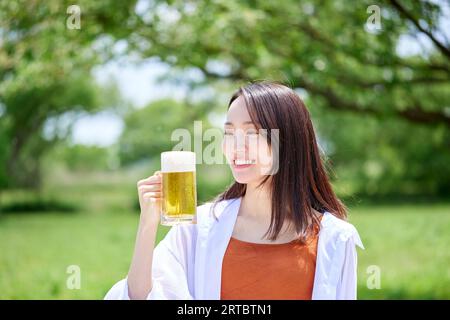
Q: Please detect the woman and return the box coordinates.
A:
[104,81,364,300]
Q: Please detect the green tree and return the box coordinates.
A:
[125,0,450,196]
[0,0,137,189]
[129,0,450,127]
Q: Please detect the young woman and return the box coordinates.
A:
[105,81,364,300]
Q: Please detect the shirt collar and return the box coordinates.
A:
[211,197,242,221]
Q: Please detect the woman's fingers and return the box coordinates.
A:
[137,175,161,187]
[142,191,162,199]
[138,171,163,201]
[138,184,161,193]
[136,171,163,222]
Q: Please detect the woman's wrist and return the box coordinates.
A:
[138,214,159,235]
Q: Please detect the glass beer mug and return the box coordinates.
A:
[160,151,197,225]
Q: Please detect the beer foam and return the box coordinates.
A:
[161,151,196,172]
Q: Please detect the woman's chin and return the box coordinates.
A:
[232,172,260,184]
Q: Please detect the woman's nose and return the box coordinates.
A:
[234,132,247,153]
[235,130,247,148]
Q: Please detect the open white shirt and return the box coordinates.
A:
[104,197,364,300]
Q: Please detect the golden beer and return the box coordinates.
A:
[161,151,197,225]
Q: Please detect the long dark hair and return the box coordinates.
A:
[214,81,347,242]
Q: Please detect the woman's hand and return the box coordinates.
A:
[137,171,162,226]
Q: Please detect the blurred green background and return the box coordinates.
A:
[0,0,449,299]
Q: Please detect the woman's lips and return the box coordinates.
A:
[232,159,256,170]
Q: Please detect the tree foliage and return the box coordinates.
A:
[0,0,137,188]
[125,0,450,196]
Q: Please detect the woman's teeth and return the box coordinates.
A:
[235,160,255,165]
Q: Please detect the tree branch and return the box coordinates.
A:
[197,67,450,128]
[389,0,450,59]
[291,17,450,75]
[293,77,450,127]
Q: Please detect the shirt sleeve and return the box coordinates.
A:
[104,224,195,300]
[335,228,364,300]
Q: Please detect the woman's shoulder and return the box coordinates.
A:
[320,211,364,249]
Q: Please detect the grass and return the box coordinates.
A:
[0,171,448,299]
[352,204,450,299]
[0,212,170,299]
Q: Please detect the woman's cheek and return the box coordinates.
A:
[222,140,233,164]
[247,135,259,160]
[257,142,273,175]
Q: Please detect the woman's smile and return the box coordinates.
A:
[232,159,256,170]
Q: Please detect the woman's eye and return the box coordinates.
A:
[246,130,258,136]
[224,131,234,136]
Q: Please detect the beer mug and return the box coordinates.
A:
[160,151,197,225]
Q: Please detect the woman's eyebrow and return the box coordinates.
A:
[224,121,255,126]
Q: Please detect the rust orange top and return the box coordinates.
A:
[220,218,322,300]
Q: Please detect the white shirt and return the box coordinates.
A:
[104,197,364,300]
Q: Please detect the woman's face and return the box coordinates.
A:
[222,95,273,184]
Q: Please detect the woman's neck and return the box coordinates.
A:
[237,180,323,242]
[235,180,300,243]
[239,180,273,223]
